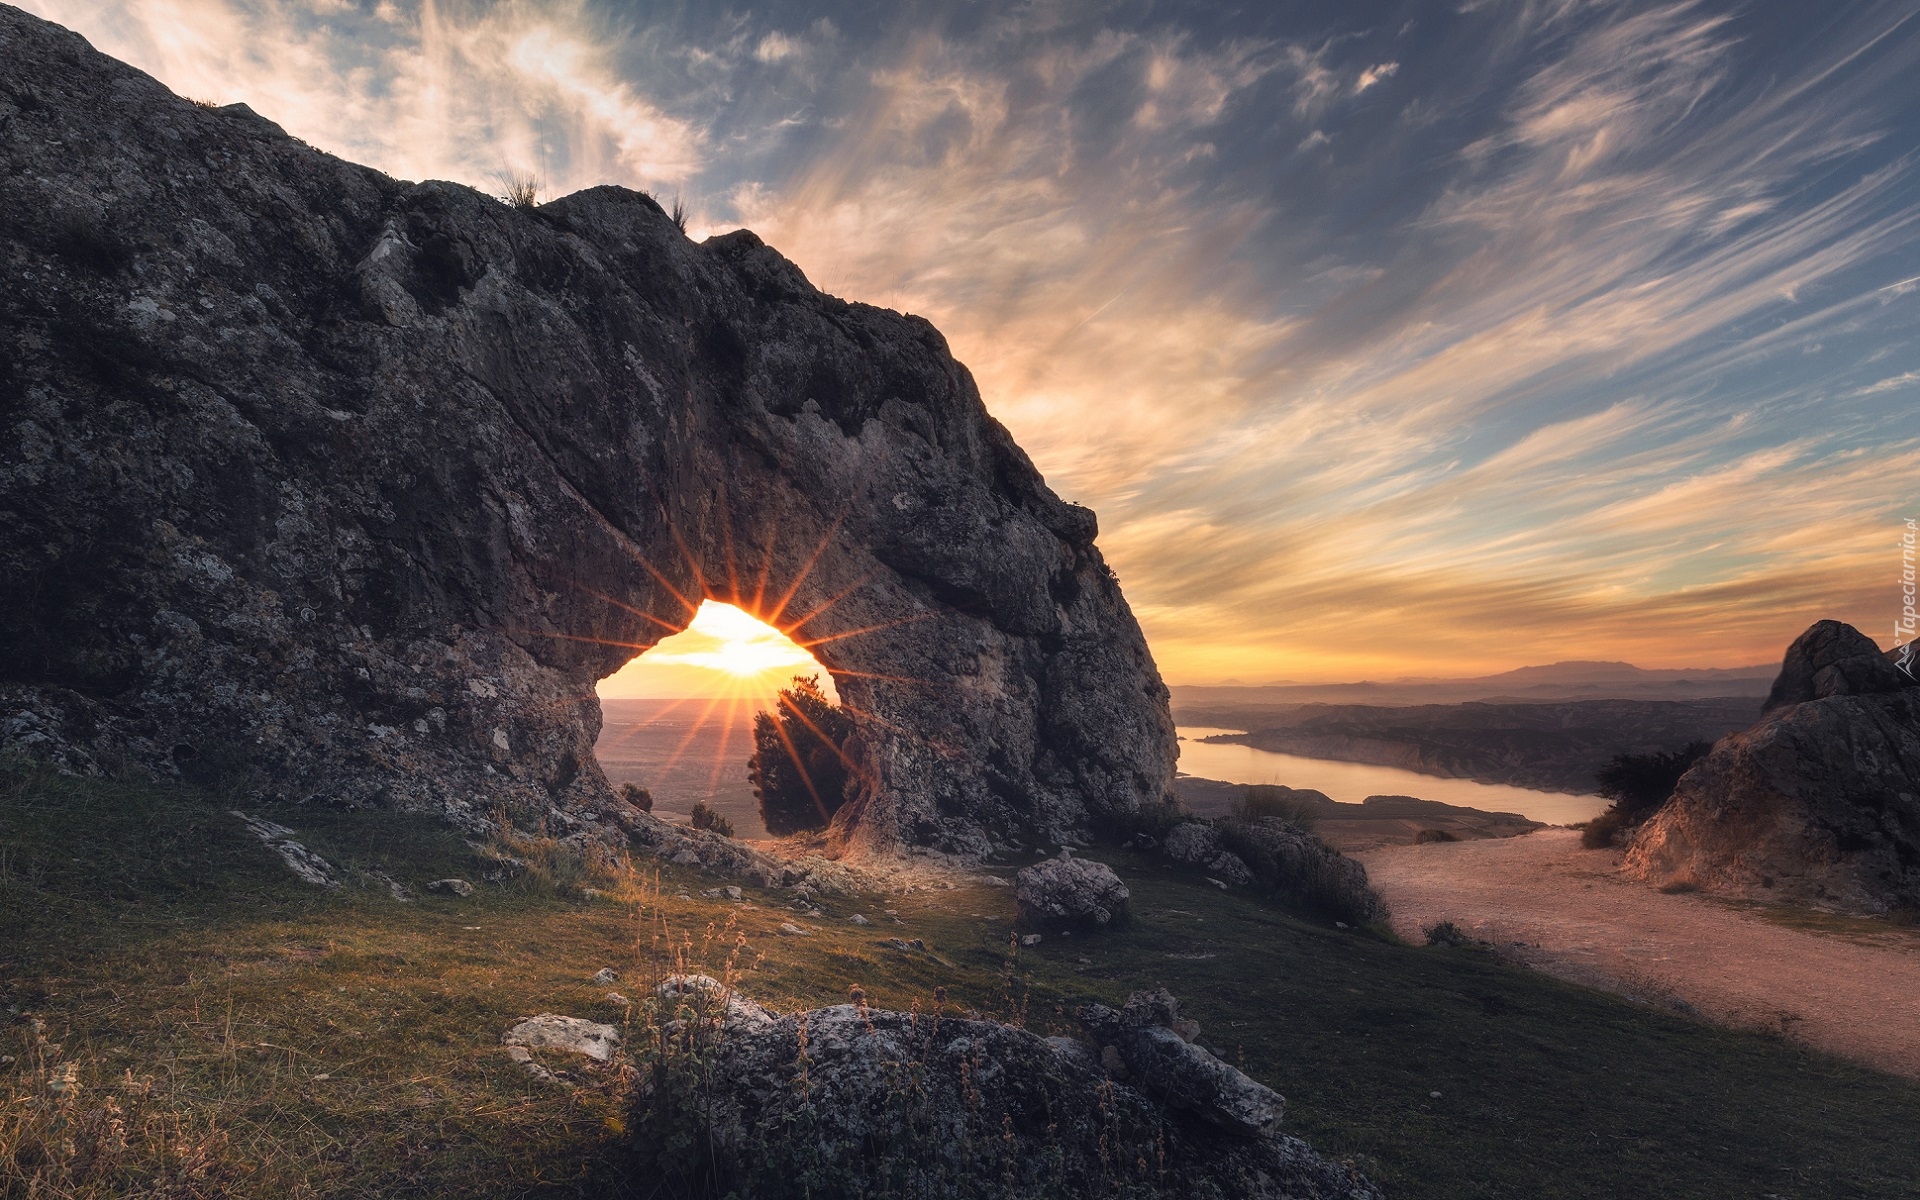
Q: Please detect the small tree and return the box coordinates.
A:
[1582,741,1712,848]
[750,674,854,836]
[620,782,654,813]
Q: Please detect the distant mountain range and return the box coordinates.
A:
[1173,660,1775,708]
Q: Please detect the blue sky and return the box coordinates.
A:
[31,0,1920,680]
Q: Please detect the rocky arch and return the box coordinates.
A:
[0,7,1177,856]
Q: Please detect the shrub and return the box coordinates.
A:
[494,169,541,209]
[620,781,654,813]
[1414,828,1459,845]
[749,675,853,836]
[670,195,689,233]
[1423,920,1474,947]
[1230,784,1322,832]
[1582,741,1712,848]
[689,801,735,838]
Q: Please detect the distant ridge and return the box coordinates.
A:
[1173,660,1775,707]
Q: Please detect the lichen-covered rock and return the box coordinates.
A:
[1164,822,1221,864]
[1079,989,1281,1138]
[0,6,1176,857]
[503,1014,620,1062]
[1014,852,1130,927]
[628,997,1382,1200]
[1626,625,1920,913]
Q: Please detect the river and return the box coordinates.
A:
[1176,727,1608,826]
[595,705,1610,837]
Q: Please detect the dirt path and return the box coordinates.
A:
[1358,829,1920,1079]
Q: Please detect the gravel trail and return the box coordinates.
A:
[1358,829,1920,1078]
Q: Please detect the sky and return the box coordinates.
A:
[28,0,1920,685]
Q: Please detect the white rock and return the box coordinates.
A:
[503,1014,621,1062]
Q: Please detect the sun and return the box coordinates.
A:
[596,600,837,701]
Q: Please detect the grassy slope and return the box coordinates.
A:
[3,769,1917,1199]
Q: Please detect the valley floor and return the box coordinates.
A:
[1360,829,1920,1078]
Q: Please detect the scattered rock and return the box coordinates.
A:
[606,992,630,1006]
[368,870,412,901]
[627,992,1380,1199]
[655,974,775,1033]
[232,813,339,888]
[1020,933,1042,946]
[1014,853,1130,928]
[882,937,927,952]
[428,878,474,897]
[503,1014,620,1062]
[778,922,811,936]
[724,885,742,901]
[591,967,619,985]
[848,913,871,925]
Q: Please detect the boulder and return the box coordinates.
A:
[1762,620,1917,712]
[1014,853,1130,927]
[1626,621,1920,912]
[1626,664,1920,913]
[0,6,1175,857]
[627,995,1381,1200]
[1079,989,1282,1138]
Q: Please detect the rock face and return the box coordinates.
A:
[0,7,1176,855]
[1013,852,1130,927]
[629,993,1382,1200]
[1626,622,1920,912]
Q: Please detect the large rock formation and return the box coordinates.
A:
[629,981,1382,1200]
[1625,622,1920,913]
[0,6,1176,855]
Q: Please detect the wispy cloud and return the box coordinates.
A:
[26,0,1920,682]
[24,0,704,193]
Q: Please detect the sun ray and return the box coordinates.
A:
[764,698,836,826]
[777,689,876,786]
[783,566,885,634]
[658,690,731,776]
[796,612,944,649]
[766,505,853,628]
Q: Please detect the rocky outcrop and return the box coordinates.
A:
[1163,821,1254,883]
[0,7,1176,856]
[628,989,1382,1200]
[1013,851,1130,927]
[1626,622,1920,913]
[1078,989,1280,1137]
[1761,620,1916,712]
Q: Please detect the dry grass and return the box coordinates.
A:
[495,170,542,210]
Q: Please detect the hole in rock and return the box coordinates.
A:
[594,600,843,840]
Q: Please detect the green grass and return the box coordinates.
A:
[3,767,1918,1198]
